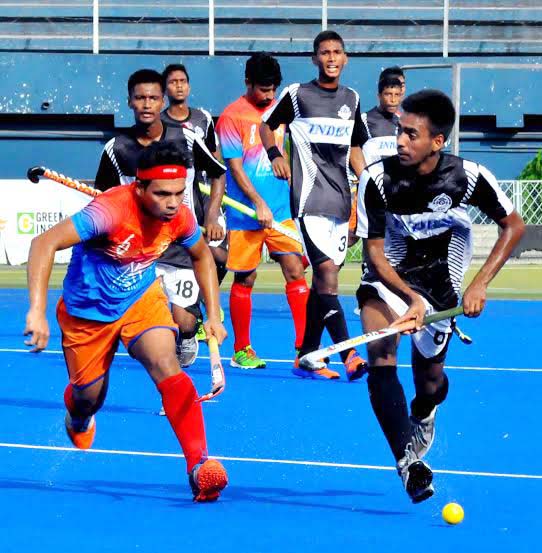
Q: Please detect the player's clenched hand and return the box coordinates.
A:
[462,281,487,317]
[203,319,227,346]
[391,294,426,334]
[271,157,291,181]
[255,201,273,229]
[204,218,225,242]
[23,309,50,352]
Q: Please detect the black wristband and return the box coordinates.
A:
[266,146,283,162]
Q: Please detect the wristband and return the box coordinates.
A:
[266,146,283,162]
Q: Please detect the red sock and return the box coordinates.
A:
[286,278,309,350]
[64,383,75,413]
[230,282,252,352]
[157,372,208,473]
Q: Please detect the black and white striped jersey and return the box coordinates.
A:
[356,154,514,307]
[360,106,399,166]
[161,107,218,154]
[94,124,225,269]
[262,80,363,222]
[94,124,224,216]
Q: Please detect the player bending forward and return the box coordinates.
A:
[357,89,524,502]
[23,141,228,502]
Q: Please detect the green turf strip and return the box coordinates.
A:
[2,263,541,300]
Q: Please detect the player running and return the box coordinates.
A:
[260,30,367,380]
[216,52,309,369]
[23,141,229,502]
[356,89,525,502]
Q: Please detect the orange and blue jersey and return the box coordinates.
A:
[64,183,201,322]
[216,95,290,230]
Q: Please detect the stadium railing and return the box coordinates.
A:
[0,1,541,55]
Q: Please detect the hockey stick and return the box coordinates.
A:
[196,336,226,403]
[198,182,302,244]
[27,166,100,197]
[301,305,464,364]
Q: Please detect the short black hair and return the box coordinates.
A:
[379,65,405,82]
[162,63,190,88]
[402,89,456,140]
[378,76,403,94]
[128,69,164,96]
[137,140,193,187]
[245,52,282,87]
[313,30,345,54]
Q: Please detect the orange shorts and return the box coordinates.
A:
[226,219,303,272]
[57,279,177,389]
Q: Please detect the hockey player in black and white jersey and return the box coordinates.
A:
[160,64,228,281]
[356,89,525,503]
[359,75,402,167]
[95,69,226,372]
[260,30,367,381]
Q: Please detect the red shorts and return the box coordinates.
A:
[57,279,177,389]
[226,219,302,272]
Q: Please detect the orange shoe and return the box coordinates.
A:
[292,356,340,380]
[344,350,368,382]
[65,412,96,450]
[189,459,228,502]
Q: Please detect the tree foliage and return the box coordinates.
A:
[518,150,542,180]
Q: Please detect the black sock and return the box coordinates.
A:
[367,366,412,462]
[215,263,228,286]
[180,328,197,340]
[299,289,325,356]
[411,373,449,420]
[319,293,351,363]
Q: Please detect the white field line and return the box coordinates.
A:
[0,348,541,373]
[0,441,541,481]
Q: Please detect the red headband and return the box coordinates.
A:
[136,165,187,180]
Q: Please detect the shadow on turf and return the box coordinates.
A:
[0,477,408,516]
[0,396,156,416]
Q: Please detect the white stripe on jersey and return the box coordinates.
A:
[290,117,355,146]
[479,165,514,215]
[290,120,318,217]
[447,225,471,296]
[362,136,398,166]
[461,159,479,204]
[104,137,132,186]
[356,162,387,239]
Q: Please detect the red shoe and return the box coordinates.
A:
[65,412,96,450]
[189,459,228,502]
[344,350,368,382]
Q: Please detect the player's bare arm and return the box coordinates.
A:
[24,218,82,352]
[349,145,366,179]
[259,122,291,181]
[205,173,226,241]
[187,236,227,344]
[463,211,525,317]
[226,157,273,228]
[364,237,426,332]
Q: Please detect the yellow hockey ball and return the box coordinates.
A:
[442,502,464,525]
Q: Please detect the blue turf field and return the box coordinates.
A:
[0,289,541,552]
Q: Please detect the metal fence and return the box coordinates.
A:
[345,180,542,262]
[3,1,541,56]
